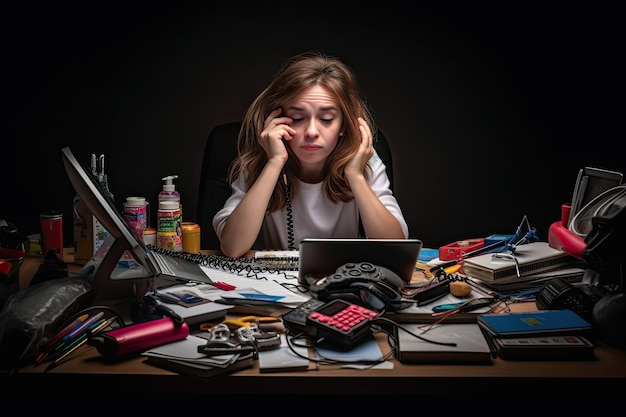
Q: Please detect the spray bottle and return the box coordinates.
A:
[157,175,182,251]
[159,175,181,219]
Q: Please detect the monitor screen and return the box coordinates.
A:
[61,146,157,300]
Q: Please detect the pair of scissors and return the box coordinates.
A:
[224,316,284,332]
[200,316,284,333]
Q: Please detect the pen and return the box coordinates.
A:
[45,314,89,349]
[429,259,459,273]
[48,318,109,361]
[46,332,88,364]
[461,239,507,259]
[88,316,116,336]
[65,311,104,341]
[86,318,107,333]
[45,334,90,372]
[36,313,89,364]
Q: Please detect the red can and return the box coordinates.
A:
[40,211,63,257]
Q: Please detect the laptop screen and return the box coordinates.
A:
[298,238,422,285]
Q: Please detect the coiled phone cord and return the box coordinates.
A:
[283,172,295,251]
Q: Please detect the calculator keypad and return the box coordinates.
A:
[309,304,379,333]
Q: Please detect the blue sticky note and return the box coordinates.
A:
[239,293,285,302]
[418,248,439,262]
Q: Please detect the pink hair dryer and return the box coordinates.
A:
[88,317,189,358]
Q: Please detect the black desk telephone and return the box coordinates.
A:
[308,262,413,312]
[308,262,451,312]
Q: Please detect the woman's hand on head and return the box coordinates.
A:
[345,117,374,182]
[260,108,296,165]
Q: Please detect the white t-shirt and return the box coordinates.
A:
[212,151,409,250]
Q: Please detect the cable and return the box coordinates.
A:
[282,314,456,368]
[373,317,457,346]
[283,328,393,367]
[283,172,295,251]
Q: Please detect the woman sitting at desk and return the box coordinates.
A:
[212,51,409,258]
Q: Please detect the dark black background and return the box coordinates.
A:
[3,2,623,250]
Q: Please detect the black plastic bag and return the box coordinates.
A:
[0,277,91,372]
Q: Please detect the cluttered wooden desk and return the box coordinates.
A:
[3,248,626,404]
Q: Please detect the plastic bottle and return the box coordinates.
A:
[157,200,182,252]
[123,196,149,241]
[159,175,182,221]
[158,175,182,251]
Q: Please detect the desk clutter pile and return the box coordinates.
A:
[0,235,610,377]
[3,160,626,375]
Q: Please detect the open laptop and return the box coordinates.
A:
[147,250,214,286]
[61,146,214,292]
[298,238,422,285]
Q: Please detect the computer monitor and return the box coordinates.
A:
[61,146,156,301]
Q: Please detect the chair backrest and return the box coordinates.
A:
[196,121,394,250]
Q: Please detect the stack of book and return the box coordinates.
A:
[477,309,595,360]
[461,241,584,294]
[142,334,254,378]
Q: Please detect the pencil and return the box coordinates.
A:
[65,311,104,340]
[42,316,116,370]
[46,314,89,348]
[88,316,116,336]
[36,313,89,365]
[44,333,89,372]
[54,337,89,363]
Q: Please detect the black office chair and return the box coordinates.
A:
[196,121,394,250]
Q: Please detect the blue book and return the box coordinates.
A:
[477,309,593,339]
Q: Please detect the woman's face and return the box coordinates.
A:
[282,85,343,173]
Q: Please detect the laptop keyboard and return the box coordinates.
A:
[152,251,176,276]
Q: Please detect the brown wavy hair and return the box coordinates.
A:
[228,51,377,213]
